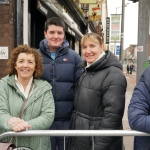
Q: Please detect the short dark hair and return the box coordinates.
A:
[44,17,65,32]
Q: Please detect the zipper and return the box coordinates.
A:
[52,60,55,94]
[74,71,87,111]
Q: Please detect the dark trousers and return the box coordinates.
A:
[50,120,70,150]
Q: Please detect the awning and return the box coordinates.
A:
[38,0,83,40]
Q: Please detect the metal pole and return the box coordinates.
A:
[137,0,149,82]
[120,0,125,63]
[1,130,150,140]
[23,0,29,45]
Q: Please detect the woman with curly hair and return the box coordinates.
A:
[0,45,55,150]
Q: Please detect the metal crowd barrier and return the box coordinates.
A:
[0,130,150,150]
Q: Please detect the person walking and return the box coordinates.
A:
[126,64,130,74]
[67,33,127,150]
[38,17,83,150]
[0,45,55,150]
[129,64,133,74]
[128,66,150,150]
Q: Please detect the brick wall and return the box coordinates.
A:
[0,0,15,78]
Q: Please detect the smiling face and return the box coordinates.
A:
[15,53,36,82]
[82,39,104,64]
[44,25,65,52]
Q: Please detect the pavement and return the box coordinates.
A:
[122,65,136,150]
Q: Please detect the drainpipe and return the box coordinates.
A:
[23,0,28,45]
[14,0,23,46]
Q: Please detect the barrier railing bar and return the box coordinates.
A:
[64,136,65,150]
[0,130,150,140]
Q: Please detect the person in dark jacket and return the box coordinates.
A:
[126,64,130,74]
[128,66,150,150]
[38,17,83,150]
[129,64,133,74]
[67,33,127,150]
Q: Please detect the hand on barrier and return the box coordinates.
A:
[7,117,32,132]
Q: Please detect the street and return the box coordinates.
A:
[123,65,136,150]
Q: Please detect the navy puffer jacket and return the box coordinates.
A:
[38,39,83,121]
[128,66,150,150]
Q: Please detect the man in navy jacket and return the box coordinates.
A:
[128,66,150,150]
[38,17,83,150]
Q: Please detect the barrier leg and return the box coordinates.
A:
[64,136,65,150]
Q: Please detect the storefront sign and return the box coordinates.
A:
[110,45,114,53]
[116,45,120,55]
[68,27,75,37]
[37,1,48,15]
[106,17,110,44]
[137,46,143,52]
[0,0,9,4]
[110,14,121,42]
[79,0,96,4]
[0,47,8,59]
[88,4,101,21]
[81,4,89,10]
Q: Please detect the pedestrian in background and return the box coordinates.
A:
[67,33,127,150]
[38,17,83,150]
[0,45,55,150]
[128,66,150,150]
[126,63,130,74]
[129,64,133,74]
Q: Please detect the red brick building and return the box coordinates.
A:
[0,0,15,78]
[0,0,92,79]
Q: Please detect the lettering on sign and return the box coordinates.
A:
[68,27,72,34]
[68,27,75,37]
[71,31,75,36]
[0,47,8,59]
[106,17,110,44]
[137,46,143,52]
[0,0,9,4]
[89,15,101,21]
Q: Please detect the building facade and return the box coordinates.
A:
[0,0,15,78]
[0,0,108,79]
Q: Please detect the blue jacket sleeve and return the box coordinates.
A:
[128,82,150,133]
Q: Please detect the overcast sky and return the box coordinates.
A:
[107,0,139,49]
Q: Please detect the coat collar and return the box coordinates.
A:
[6,75,52,110]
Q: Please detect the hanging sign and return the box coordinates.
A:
[116,45,120,55]
[106,17,110,44]
[110,14,121,42]
[88,4,101,21]
[79,0,97,4]
[0,47,8,59]
[0,0,9,4]
[137,46,143,52]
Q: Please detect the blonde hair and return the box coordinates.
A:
[81,33,104,48]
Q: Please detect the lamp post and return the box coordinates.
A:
[114,7,121,57]
[120,0,125,63]
[115,0,128,63]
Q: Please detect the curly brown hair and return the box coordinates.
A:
[7,45,43,79]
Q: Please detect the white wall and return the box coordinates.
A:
[75,40,79,54]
